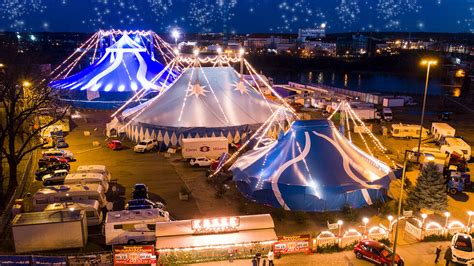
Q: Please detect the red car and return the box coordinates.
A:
[38,156,68,168]
[107,140,123,150]
[354,240,404,266]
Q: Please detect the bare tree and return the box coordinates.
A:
[0,62,68,200]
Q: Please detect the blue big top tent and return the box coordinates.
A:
[120,66,283,147]
[49,34,176,109]
[231,120,394,212]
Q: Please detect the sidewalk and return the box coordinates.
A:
[192,241,450,266]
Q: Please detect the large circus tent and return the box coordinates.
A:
[118,65,288,147]
[49,30,178,109]
[230,119,394,212]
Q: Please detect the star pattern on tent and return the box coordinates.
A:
[232,81,249,95]
[188,83,209,97]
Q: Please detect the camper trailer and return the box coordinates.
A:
[431,123,456,142]
[391,124,428,139]
[12,210,87,253]
[32,184,110,212]
[64,173,109,192]
[76,165,111,182]
[43,201,103,226]
[104,209,170,245]
[441,137,471,161]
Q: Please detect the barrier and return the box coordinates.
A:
[404,220,422,240]
[315,231,338,247]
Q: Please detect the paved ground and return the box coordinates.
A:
[193,241,454,266]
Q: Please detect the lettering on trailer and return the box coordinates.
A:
[184,146,228,153]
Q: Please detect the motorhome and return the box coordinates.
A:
[32,184,110,212]
[441,137,471,161]
[104,209,170,245]
[391,124,428,139]
[431,123,456,142]
[64,173,109,192]
[76,165,111,182]
[43,200,103,226]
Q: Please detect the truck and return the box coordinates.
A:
[11,210,87,253]
[391,124,428,139]
[43,200,103,226]
[181,137,229,159]
[383,97,405,107]
[441,137,471,161]
[431,123,455,142]
[104,209,170,245]
[382,108,393,121]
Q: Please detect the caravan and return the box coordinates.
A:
[104,209,170,245]
[76,165,112,182]
[431,123,456,142]
[64,173,110,192]
[391,124,428,139]
[441,137,471,161]
[43,201,103,226]
[32,184,110,212]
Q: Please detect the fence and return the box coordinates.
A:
[0,252,113,265]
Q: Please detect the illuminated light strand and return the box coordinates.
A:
[346,103,374,156]
[157,240,277,253]
[91,33,99,65]
[49,31,100,78]
[244,59,298,117]
[177,65,197,122]
[345,104,352,142]
[100,29,152,36]
[196,61,230,123]
[328,101,342,120]
[119,64,192,131]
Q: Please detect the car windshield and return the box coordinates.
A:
[139,142,147,145]
[454,238,473,252]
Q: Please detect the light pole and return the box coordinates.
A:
[416,59,437,156]
[421,213,428,227]
[362,217,369,237]
[337,220,343,238]
[467,211,474,233]
[391,150,434,265]
[444,212,451,233]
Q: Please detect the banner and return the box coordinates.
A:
[273,234,310,254]
[113,245,155,265]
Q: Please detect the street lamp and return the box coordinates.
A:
[22,81,31,88]
[421,213,428,229]
[193,48,200,57]
[337,220,343,237]
[391,150,434,266]
[362,217,369,236]
[387,215,394,231]
[416,59,437,156]
[444,212,451,229]
[217,47,222,55]
[171,29,180,46]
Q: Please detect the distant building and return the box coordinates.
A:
[244,34,297,52]
[336,33,369,56]
[298,28,326,41]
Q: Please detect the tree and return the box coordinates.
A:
[406,162,447,212]
[0,61,68,201]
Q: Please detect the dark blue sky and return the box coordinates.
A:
[0,0,472,33]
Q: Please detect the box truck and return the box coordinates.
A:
[431,123,456,142]
[181,137,229,159]
[12,210,87,253]
[383,97,405,107]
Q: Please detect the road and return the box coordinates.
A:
[194,241,454,266]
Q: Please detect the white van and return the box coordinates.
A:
[64,173,109,192]
[32,184,110,212]
[441,137,471,161]
[43,200,103,226]
[76,165,111,182]
[391,124,428,139]
[104,209,170,245]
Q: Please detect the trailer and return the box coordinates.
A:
[391,124,428,139]
[43,201,103,226]
[431,123,456,142]
[351,107,377,120]
[382,97,405,107]
[441,137,471,161]
[181,137,229,159]
[12,210,87,253]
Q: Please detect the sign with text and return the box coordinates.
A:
[113,245,155,265]
[273,234,310,254]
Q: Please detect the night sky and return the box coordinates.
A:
[0,0,472,33]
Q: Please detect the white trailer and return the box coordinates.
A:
[181,137,228,159]
[391,124,428,139]
[76,165,112,182]
[431,123,456,142]
[441,137,471,161]
[12,210,87,253]
[383,97,405,107]
[351,107,377,120]
[104,209,170,245]
[64,173,109,192]
[43,200,103,226]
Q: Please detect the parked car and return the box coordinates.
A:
[42,169,69,186]
[107,140,123,150]
[190,157,213,167]
[133,139,157,153]
[38,156,68,168]
[132,183,149,199]
[125,199,165,210]
[56,137,69,148]
[354,240,404,266]
[35,163,70,181]
[42,148,75,161]
[451,233,474,265]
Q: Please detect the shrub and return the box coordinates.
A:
[316,243,340,253]
[422,234,451,242]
